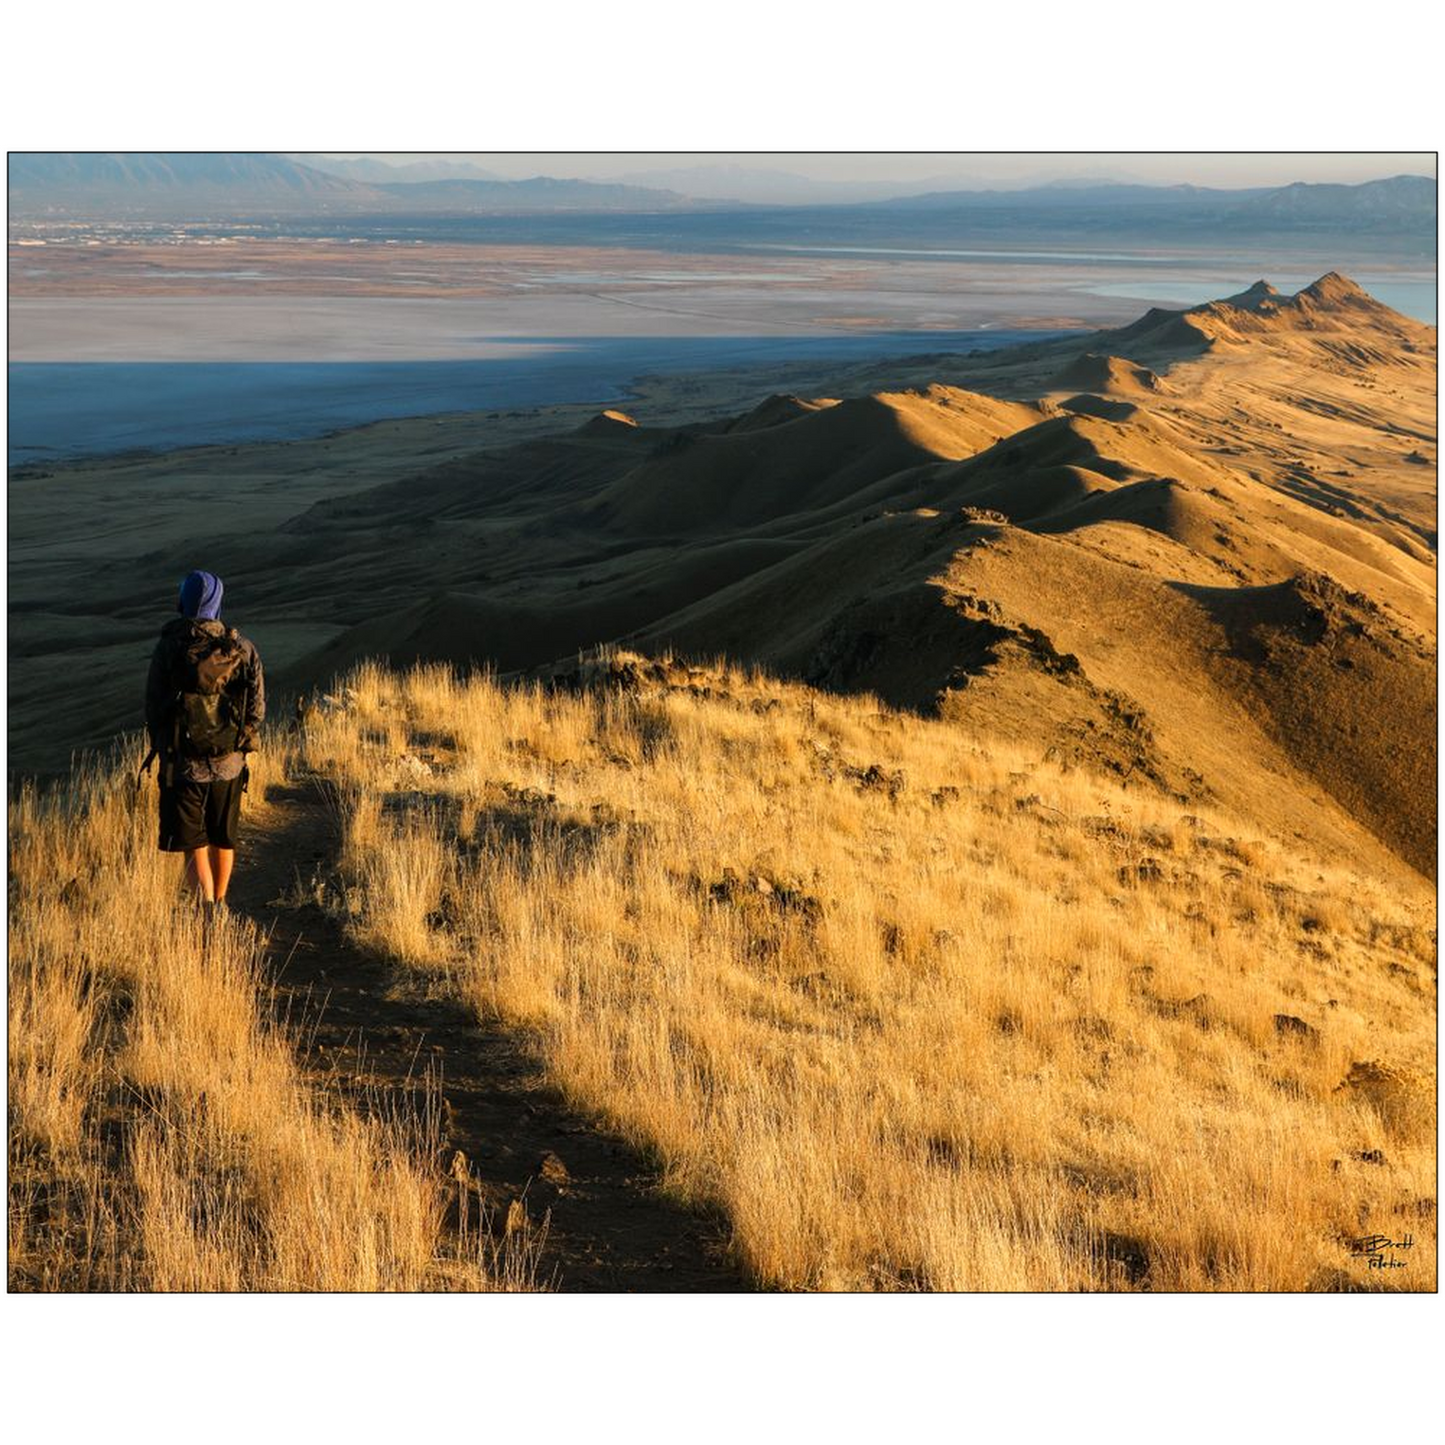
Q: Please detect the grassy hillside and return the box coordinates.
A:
[7,744,534,1291]
[8,272,1435,1292]
[292,656,1434,1291]
[10,652,1434,1290]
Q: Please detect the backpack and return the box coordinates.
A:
[173,625,248,757]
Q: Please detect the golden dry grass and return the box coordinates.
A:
[299,656,1436,1292]
[7,738,533,1292]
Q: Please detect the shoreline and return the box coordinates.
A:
[7,328,1074,470]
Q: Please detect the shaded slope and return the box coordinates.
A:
[623,508,1431,879]
[11,274,1434,883]
[587,387,1042,536]
[1179,573,1437,876]
[296,535,803,680]
[282,274,1437,878]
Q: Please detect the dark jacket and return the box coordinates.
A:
[145,617,265,783]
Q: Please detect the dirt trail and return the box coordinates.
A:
[228,777,746,1292]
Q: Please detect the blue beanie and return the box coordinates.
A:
[178,570,224,620]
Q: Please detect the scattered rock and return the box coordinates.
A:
[856,763,906,800]
[770,880,824,924]
[1274,1013,1318,1039]
[537,1151,571,1186]
[1335,1059,1428,1139]
[501,782,557,810]
[536,648,734,704]
[1118,858,1165,884]
[1147,991,1216,1029]
[1097,1231,1152,1286]
[1339,1058,1406,1090]
[1072,1015,1113,1043]
[703,867,824,925]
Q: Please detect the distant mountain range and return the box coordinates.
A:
[8,152,710,216]
[293,156,506,185]
[7,153,1436,231]
[874,182,1260,210]
[373,176,699,211]
[299,158,1047,205]
[8,152,368,208]
[599,163,1005,205]
[1228,174,1437,224]
[289,157,703,210]
[869,176,1435,231]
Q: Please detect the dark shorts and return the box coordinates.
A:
[158,773,245,852]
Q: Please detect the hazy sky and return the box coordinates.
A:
[320,151,1434,199]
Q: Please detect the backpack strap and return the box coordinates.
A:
[166,708,181,788]
[231,630,255,755]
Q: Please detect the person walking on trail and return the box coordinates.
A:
[143,570,265,908]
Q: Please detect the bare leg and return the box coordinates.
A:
[210,846,235,902]
[185,848,216,902]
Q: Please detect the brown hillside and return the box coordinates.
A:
[1057,394,1139,421]
[1046,352,1164,396]
[588,386,1042,536]
[721,393,839,433]
[10,270,1435,1300]
[576,408,641,436]
[9,275,1436,881]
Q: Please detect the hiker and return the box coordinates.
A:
[143,570,265,907]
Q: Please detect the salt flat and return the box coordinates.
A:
[13,238,1434,361]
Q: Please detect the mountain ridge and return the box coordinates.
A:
[9,154,1435,225]
[254,273,1434,876]
[7,152,711,216]
[5,274,1436,882]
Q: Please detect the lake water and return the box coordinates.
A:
[7,330,1060,465]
